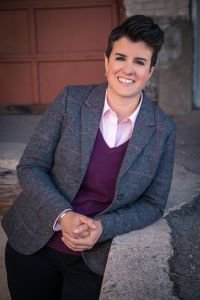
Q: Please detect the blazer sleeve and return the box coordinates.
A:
[16,87,73,224]
[97,125,176,243]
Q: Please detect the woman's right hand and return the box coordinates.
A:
[59,211,96,239]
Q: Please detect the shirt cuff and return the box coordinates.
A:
[53,209,73,231]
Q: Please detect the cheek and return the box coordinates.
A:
[107,66,116,75]
[137,69,152,82]
[107,61,122,75]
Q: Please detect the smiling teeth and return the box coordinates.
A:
[118,77,133,84]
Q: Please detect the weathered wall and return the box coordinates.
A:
[124,0,189,17]
[124,0,193,115]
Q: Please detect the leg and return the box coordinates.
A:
[5,243,62,300]
[61,255,103,300]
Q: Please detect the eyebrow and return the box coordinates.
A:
[135,57,147,62]
[115,53,147,61]
[115,53,126,57]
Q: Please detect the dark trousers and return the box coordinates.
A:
[5,243,103,300]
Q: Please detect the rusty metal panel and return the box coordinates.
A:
[35,6,112,53]
[0,62,33,104]
[38,60,105,103]
[0,9,30,54]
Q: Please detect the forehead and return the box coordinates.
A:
[112,37,153,59]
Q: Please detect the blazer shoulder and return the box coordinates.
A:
[65,83,103,103]
[49,82,106,116]
[153,103,176,133]
[143,92,176,133]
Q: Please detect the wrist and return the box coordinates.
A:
[58,210,73,225]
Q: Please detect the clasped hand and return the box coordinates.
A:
[60,211,103,252]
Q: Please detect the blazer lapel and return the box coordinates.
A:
[118,93,156,180]
[80,83,107,180]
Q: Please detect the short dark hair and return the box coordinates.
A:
[105,15,164,67]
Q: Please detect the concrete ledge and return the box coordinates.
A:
[1,219,177,300]
[100,219,178,300]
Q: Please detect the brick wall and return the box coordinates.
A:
[124,0,189,18]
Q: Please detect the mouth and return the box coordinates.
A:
[117,77,135,84]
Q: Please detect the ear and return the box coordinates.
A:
[149,66,155,79]
[104,54,109,74]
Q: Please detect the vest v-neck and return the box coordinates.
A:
[98,128,130,153]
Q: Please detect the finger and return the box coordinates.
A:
[62,236,81,250]
[63,230,89,239]
[77,230,90,238]
[63,232,90,247]
[61,237,88,251]
[79,216,96,230]
[73,223,89,234]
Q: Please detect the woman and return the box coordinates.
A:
[2,15,176,300]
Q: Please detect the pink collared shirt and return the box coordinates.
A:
[99,92,143,148]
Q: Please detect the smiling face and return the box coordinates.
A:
[105,37,155,105]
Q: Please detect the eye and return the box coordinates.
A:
[115,56,126,61]
[135,60,145,65]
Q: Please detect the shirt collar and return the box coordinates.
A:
[102,91,143,125]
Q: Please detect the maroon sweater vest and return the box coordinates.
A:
[47,129,129,254]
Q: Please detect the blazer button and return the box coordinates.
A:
[117,194,123,201]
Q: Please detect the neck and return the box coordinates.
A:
[107,89,141,121]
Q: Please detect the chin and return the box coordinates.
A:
[118,91,140,99]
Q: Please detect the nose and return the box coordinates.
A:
[122,62,134,75]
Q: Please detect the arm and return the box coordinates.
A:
[16,87,73,225]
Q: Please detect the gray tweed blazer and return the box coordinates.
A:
[2,82,176,275]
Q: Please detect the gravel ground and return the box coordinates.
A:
[166,194,200,299]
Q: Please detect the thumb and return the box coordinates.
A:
[79,215,96,229]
